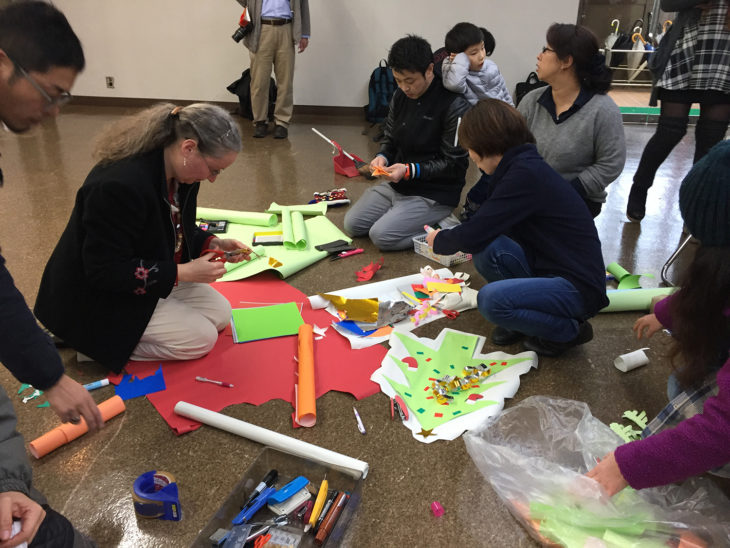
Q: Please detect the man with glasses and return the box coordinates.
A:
[0,2,99,546]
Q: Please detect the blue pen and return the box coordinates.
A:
[231,486,276,525]
[83,379,110,391]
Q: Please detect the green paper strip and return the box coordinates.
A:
[196,207,277,226]
[600,288,677,313]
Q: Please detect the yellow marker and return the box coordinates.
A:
[306,477,329,532]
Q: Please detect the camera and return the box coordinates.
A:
[232,10,253,42]
[232,22,253,42]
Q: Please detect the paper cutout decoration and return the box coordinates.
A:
[609,409,648,442]
[309,268,478,349]
[371,328,537,443]
[196,207,277,227]
[356,257,384,282]
[265,202,327,250]
[115,365,167,400]
[112,273,388,435]
[230,302,304,343]
[605,262,654,290]
[601,288,677,313]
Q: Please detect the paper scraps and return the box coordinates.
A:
[319,294,379,323]
[115,365,166,400]
[371,328,536,443]
[371,165,390,177]
[230,302,304,343]
[609,409,648,442]
[356,257,384,282]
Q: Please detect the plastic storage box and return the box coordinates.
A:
[412,234,471,267]
[192,447,363,547]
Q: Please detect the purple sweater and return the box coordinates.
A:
[614,295,730,489]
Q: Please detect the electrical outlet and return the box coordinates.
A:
[105,76,115,89]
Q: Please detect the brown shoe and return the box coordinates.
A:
[253,122,268,138]
[273,125,288,139]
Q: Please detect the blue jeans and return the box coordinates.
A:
[474,236,589,342]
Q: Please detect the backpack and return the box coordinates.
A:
[364,60,396,123]
[514,71,548,106]
[226,69,277,121]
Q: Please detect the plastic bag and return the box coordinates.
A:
[464,396,730,547]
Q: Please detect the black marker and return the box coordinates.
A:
[241,469,278,511]
[313,490,337,534]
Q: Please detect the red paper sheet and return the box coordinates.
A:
[115,272,387,434]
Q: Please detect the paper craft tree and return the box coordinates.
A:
[371,328,536,443]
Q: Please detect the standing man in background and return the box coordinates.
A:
[0,2,101,546]
[237,0,310,139]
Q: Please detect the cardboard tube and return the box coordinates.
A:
[296,324,317,427]
[174,401,369,479]
[29,395,126,458]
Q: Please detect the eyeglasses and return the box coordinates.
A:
[14,62,72,109]
[198,150,223,178]
[541,46,556,54]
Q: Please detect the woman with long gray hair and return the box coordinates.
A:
[35,103,245,372]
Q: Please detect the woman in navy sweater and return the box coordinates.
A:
[426,99,608,356]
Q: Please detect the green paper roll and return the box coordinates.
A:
[601,288,677,313]
[606,262,630,281]
[196,207,277,227]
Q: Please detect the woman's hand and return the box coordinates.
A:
[370,155,387,170]
[178,255,227,283]
[586,452,629,497]
[207,238,251,262]
[633,313,662,340]
[425,228,441,247]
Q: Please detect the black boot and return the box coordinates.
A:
[627,115,688,222]
[694,118,729,164]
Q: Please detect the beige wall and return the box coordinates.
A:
[54,0,579,106]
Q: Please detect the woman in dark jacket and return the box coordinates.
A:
[35,103,246,372]
[427,99,608,357]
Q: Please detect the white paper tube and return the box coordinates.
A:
[614,348,650,373]
[174,401,369,479]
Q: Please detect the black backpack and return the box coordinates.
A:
[514,72,548,106]
[364,60,396,123]
[227,69,277,121]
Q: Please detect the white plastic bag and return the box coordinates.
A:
[464,396,730,547]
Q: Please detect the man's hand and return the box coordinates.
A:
[0,491,46,548]
[386,163,407,182]
[370,156,387,170]
[633,313,662,340]
[44,375,104,432]
[177,255,227,283]
[298,37,309,53]
[585,452,629,497]
[425,228,441,248]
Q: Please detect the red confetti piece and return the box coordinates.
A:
[356,257,384,282]
[434,412,443,418]
[425,357,432,362]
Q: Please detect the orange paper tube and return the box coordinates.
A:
[296,324,317,427]
[29,395,126,458]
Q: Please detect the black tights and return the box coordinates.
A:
[633,100,730,190]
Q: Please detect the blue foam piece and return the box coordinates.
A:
[115,364,166,400]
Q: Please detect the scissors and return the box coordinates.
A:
[253,533,271,547]
[202,247,259,262]
[435,306,459,319]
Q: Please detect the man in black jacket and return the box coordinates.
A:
[344,35,469,251]
[0,3,100,546]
